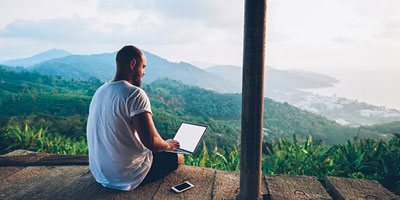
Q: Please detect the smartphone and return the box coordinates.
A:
[171,181,194,193]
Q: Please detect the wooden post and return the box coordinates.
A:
[238,0,267,200]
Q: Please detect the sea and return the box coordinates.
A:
[303,69,400,111]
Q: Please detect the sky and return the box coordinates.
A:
[0,0,399,71]
[0,0,399,108]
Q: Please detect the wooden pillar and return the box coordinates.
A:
[238,0,267,199]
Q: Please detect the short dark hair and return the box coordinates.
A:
[116,45,143,65]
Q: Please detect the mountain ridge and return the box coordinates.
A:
[205,64,339,92]
[11,49,336,94]
[1,67,397,146]
[2,49,71,67]
[3,49,399,126]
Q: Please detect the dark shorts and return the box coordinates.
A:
[141,152,178,185]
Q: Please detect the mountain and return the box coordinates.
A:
[7,50,398,126]
[205,65,339,92]
[28,53,116,81]
[28,51,240,93]
[2,67,395,146]
[2,49,71,67]
[143,52,238,92]
[190,61,217,69]
[28,50,338,94]
[204,65,400,126]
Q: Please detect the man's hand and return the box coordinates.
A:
[133,112,180,152]
[165,139,180,151]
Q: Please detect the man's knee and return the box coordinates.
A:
[177,154,184,165]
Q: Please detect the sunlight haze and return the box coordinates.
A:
[1,0,399,109]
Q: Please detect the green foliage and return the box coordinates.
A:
[361,121,400,134]
[0,69,241,149]
[144,78,242,120]
[1,121,398,191]
[185,134,400,192]
[262,134,336,178]
[1,69,398,148]
[0,68,101,117]
[184,141,240,172]
[0,124,87,155]
[4,114,87,138]
[333,133,400,191]
[146,79,390,145]
[1,65,400,192]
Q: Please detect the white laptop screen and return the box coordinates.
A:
[173,122,207,153]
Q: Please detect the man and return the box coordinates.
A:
[87,45,184,191]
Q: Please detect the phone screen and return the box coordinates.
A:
[174,182,191,191]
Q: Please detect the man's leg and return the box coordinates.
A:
[178,153,184,165]
[140,152,183,185]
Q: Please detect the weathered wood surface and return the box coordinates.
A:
[0,153,46,166]
[0,153,88,166]
[52,168,163,200]
[265,174,332,200]
[4,149,44,156]
[0,166,88,200]
[213,169,269,200]
[152,165,215,200]
[0,166,24,180]
[0,150,399,200]
[213,170,240,199]
[325,176,399,200]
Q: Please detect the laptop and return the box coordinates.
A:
[166,122,208,155]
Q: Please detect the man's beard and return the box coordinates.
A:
[132,78,141,87]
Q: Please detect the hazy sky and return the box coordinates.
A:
[0,0,399,72]
[1,0,399,109]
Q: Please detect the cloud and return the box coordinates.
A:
[331,37,359,44]
[98,0,152,11]
[0,0,246,64]
[1,18,95,42]
[0,12,240,48]
[152,0,243,28]
[0,17,170,43]
[373,20,400,40]
[1,0,399,69]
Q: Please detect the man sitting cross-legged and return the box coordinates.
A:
[87,45,184,191]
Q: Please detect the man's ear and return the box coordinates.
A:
[130,59,137,70]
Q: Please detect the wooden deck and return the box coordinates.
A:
[0,150,398,200]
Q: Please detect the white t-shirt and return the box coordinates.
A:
[87,80,153,191]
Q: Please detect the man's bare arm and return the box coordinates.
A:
[132,112,179,152]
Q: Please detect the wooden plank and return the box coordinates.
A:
[152,165,216,200]
[213,170,269,200]
[1,150,87,166]
[0,154,46,166]
[0,165,164,200]
[50,168,163,200]
[213,170,240,199]
[3,149,43,156]
[0,166,86,200]
[324,176,399,200]
[34,154,88,165]
[0,166,24,180]
[0,154,88,166]
[265,175,332,200]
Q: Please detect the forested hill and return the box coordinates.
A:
[8,49,339,94]
[27,51,239,93]
[144,79,391,144]
[0,67,397,147]
[2,49,71,67]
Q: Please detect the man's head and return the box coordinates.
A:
[115,45,147,87]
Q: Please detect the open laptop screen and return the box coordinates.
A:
[173,122,207,153]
